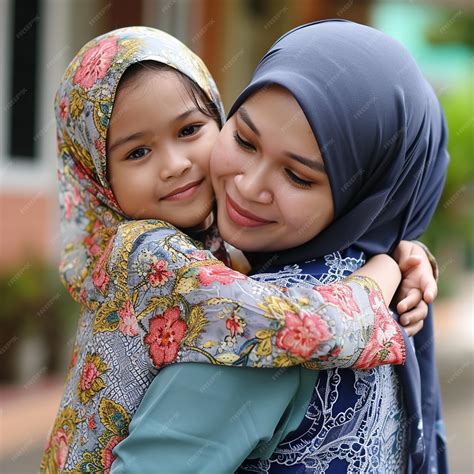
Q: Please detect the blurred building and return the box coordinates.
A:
[0,0,377,273]
[1,0,472,270]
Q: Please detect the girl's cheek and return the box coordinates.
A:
[201,132,219,170]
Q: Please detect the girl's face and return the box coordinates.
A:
[211,86,334,252]
[107,70,220,229]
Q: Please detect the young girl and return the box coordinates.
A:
[41,26,437,473]
[111,21,448,473]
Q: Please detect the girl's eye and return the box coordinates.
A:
[126,147,151,161]
[233,130,256,151]
[285,169,313,188]
[179,124,203,137]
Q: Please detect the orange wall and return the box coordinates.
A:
[0,193,57,270]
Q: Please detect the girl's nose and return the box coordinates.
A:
[159,150,192,181]
[234,167,273,205]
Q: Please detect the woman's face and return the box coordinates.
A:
[211,85,334,252]
[107,70,220,229]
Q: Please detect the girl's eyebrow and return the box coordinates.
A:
[108,131,146,153]
[175,108,200,121]
[238,107,260,136]
[285,152,326,174]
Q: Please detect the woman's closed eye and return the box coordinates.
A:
[285,168,313,188]
[179,123,203,138]
[233,130,256,152]
[126,147,151,161]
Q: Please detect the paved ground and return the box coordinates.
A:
[1,277,473,473]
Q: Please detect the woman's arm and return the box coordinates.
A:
[114,220,405,372]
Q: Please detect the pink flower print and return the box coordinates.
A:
[72,162,86,181]
[92,263,109,292]
[92,218,103,233]
[80,360,98,392]
[103,187,121,210]
[276,310,332,359]
[95,138,106,156]
[79,287,88,305]
[91,240,113,292]
[368,288,387,317]
[197,265,247,286]
[87,414,96,430]
[52,427,69,469]
[226,314,245,337]
[69,347,78,370]
[190,250,209,261]
[102,435,124,474]
[354,306,406,369]
[72,186,82,205]
[144,307,187,368]
[148,259,173,287]
[59,97,68,122]
[73,37,119,89]
[84,235,102,257]
[118,300,139,337]
[78,354,107,404]
[64,193,73,220]
[316,283,360,319]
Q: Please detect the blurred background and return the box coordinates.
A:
[0,0,472,472]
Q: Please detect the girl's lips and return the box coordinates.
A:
[161,179,203,201]
[225,194,273,228]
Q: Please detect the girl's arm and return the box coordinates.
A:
[109,224,406,474]
[111,364,316,474]
[109,253,410,474]
[114,221,405,372]
[352,253,401,305]
[110,229,438,473]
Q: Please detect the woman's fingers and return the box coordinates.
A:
[399,300,428,326]
[398,254,422,273]
[423,279,438,304]
[397,288,422,314]
[404,320,424,337]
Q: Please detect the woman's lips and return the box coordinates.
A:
[225,194,273,228]
[161,179,203,201]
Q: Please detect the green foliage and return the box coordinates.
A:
[426,12,474,50]
[0,260,79,381]
[422,84,474,272]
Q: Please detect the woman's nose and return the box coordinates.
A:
[234,166,273,204]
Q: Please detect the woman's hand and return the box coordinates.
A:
[392,241,438,336]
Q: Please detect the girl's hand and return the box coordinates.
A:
[392,241,438,336]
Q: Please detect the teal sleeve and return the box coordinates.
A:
[111,363,317,474]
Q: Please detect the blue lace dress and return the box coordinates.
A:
[238,249,408,473]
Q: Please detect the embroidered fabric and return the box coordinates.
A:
[239,251,407,473]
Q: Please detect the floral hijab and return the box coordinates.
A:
[55,26,225,303]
